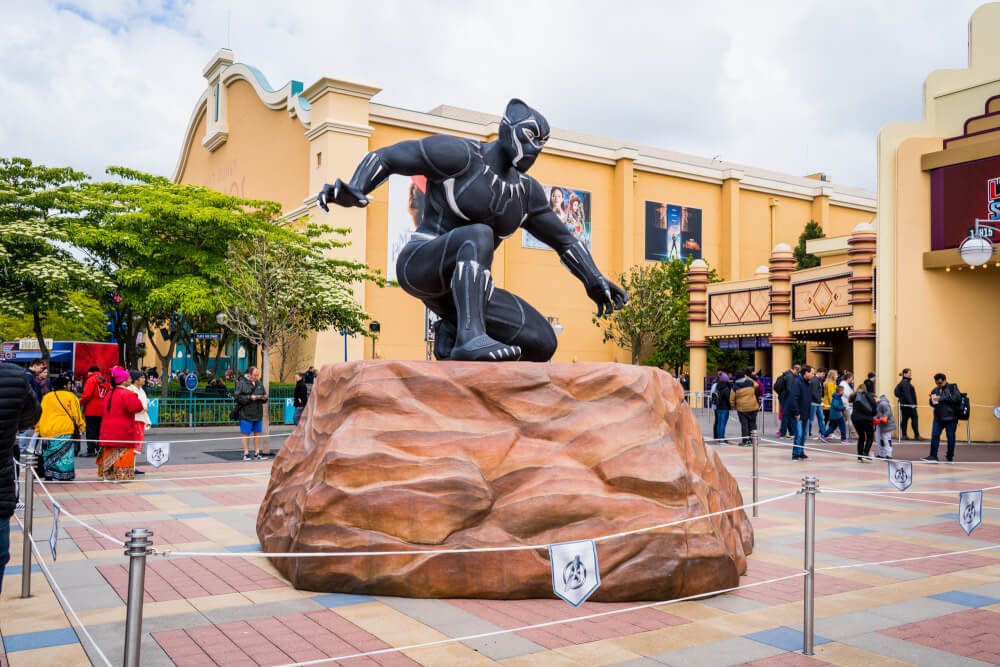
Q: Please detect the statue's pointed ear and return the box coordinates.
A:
[504,98,528,122]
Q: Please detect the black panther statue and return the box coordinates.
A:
[317,99,627,362]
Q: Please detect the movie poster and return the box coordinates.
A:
[522,184,592,251]
[386,174,427,282]
[644,200,702,261]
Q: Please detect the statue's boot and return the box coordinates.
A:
[448,252,521,362]
[432,319,456,360]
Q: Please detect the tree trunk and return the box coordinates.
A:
[32,308,50,363]
[261,344,271,454]
[147,327,176,398]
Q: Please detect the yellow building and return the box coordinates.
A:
[173,48,874,373]
[694,3,1000,441]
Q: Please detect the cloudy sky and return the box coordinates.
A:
[0,0,988,191]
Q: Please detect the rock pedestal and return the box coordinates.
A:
[257,361,753,601]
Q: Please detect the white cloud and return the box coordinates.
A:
[0,0,987,189]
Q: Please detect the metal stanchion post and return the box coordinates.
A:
[20,453,36,598]
[895,401,901,441]
[802,475,818,655]
[967,416,971,445]
[751,430,760,517]
[123,528,153,667]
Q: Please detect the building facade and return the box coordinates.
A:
[173,49,874,372]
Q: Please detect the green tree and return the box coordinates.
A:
[0,292,110,342]
[0,157,111,361]
[794,220,825,269]
[75,168,282,396]
[217,219,382,441]
[595,257,719,368]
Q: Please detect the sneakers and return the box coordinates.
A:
[818,436,828,443]
[255,452,271,461]
[242,453,252,461]
[920,456,939,463]
[840,440,849,444]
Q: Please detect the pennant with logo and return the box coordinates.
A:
[49,504,61,561]
[888,460,913,492]
[959,490,983,536]
[146,441,170,469]
[549,539,601,607]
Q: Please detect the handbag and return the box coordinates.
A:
[56,391,83,444]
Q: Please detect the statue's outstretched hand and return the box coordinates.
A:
[317,179,369,212]
[587,279,628,317]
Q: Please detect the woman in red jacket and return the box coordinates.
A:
[97,367,143,481]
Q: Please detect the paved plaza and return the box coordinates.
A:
[2,420,1000,666]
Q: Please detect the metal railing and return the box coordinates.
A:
[149,398,292,426]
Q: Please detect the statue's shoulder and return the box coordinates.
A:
[523,175,548,212]
[418,134,477,180]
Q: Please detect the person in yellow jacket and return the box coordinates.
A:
[823,369,839,424]
[37,375,86,481]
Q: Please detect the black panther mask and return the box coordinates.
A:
[499,99,550,172]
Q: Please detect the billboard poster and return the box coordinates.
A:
[522,184,592,251]
[644,201,702,261]
[930,155,1000,250]
[387,174,427,282]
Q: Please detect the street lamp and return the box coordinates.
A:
[217,312,239,375]
[959,219,999,267]
[547,316,564,334]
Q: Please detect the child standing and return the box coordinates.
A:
[874,394,896,459]
[820,384,849,443]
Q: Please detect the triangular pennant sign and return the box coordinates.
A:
[49,504,61,561]
[549,539,601,607]
[146,442,170,469]
[888,460,913,491]
[959,490,983,536]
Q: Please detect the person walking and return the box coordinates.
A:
[874,395,896,459]
[235,366,269,461]
[864,372,876,394]
[126,371,150,476]
[732,370,759,447]
[97,367,143,482]
[787,365,813,460]
[823,369,838,424]
[24,359,44,403]
[37,375,85,481]
[894,368,921,440]
[806,367,827,439]
[712,372,732,443]
[840,371,856,438]
[79,365,109,457]
[293,372,308,425]
[304,366,317,395]
[0,362,42,594]
[774,364,800,438]
[923,372,962,463]
[820,384,849,443]
[850,384,877,462]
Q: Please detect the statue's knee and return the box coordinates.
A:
[454,224,494,264]
[522,326,558,362]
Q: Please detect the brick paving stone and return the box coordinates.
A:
[736,653,833,666]
[880,608,1000,663]
[729,559,867,605]
[912,520,1000,542]
[765,496,884,519]
[41,494,157,515]
[172,476,260,487]
[202,489,265,505]
[98,556,285,603]
[66,518,208,551]
[791,534,997,574]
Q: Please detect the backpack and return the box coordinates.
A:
[853,392,876,419]
[957,391,971,421]
[773,373,787,397]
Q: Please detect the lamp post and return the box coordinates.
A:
[216,312,238,374]
[959,219,999,267]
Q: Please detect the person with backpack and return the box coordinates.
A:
[732,370,759,447]
[773,365,800,438]
[850,384,877,462]
[79,365,110,457]
[806,367,827,439]
[874,394,896,459]
[820,383,849,443]
[923,372,963,463]
[712,372,732,443]
[894,368,921,440]
[787,365,813,460]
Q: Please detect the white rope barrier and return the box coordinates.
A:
[820,488,1000,511]
[30,468,126,546]
[12,512,115,667]
[759,437,1000,465]
[823,484,1000,496]
[152,491,800,559]
[268,571,808,667]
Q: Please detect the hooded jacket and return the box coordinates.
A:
[875,395,896,436]
[733,376,759,412]
[930,382,962,422]
[80,370,110,418]
[894,377,917,407]
[1,363,42,519]
[786,374,811,419]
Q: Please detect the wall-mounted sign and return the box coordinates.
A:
[930,155,1000,250]
[523,184,592,251]
[644,201,702,261]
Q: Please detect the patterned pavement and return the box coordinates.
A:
[2,438,1000,666]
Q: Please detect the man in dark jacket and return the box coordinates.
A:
[292,372,308,425]
[774,364,800,438]
[923,372,962,463]
[235,366,268,461]
[24,359,44,403]
[786,365,814,460]
[1,362,43,592]
[806,367,827,439]
[893,368,921,440]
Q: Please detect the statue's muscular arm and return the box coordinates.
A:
[521,179,628,316]
[318,135,472,211]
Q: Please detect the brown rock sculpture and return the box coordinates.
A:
[257,361,753,601]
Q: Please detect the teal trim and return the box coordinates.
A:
[298,96,311,111]
[213,83,220,121]
[290,80,303,96]
[153,398,290,426]
[245,64,277,92]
